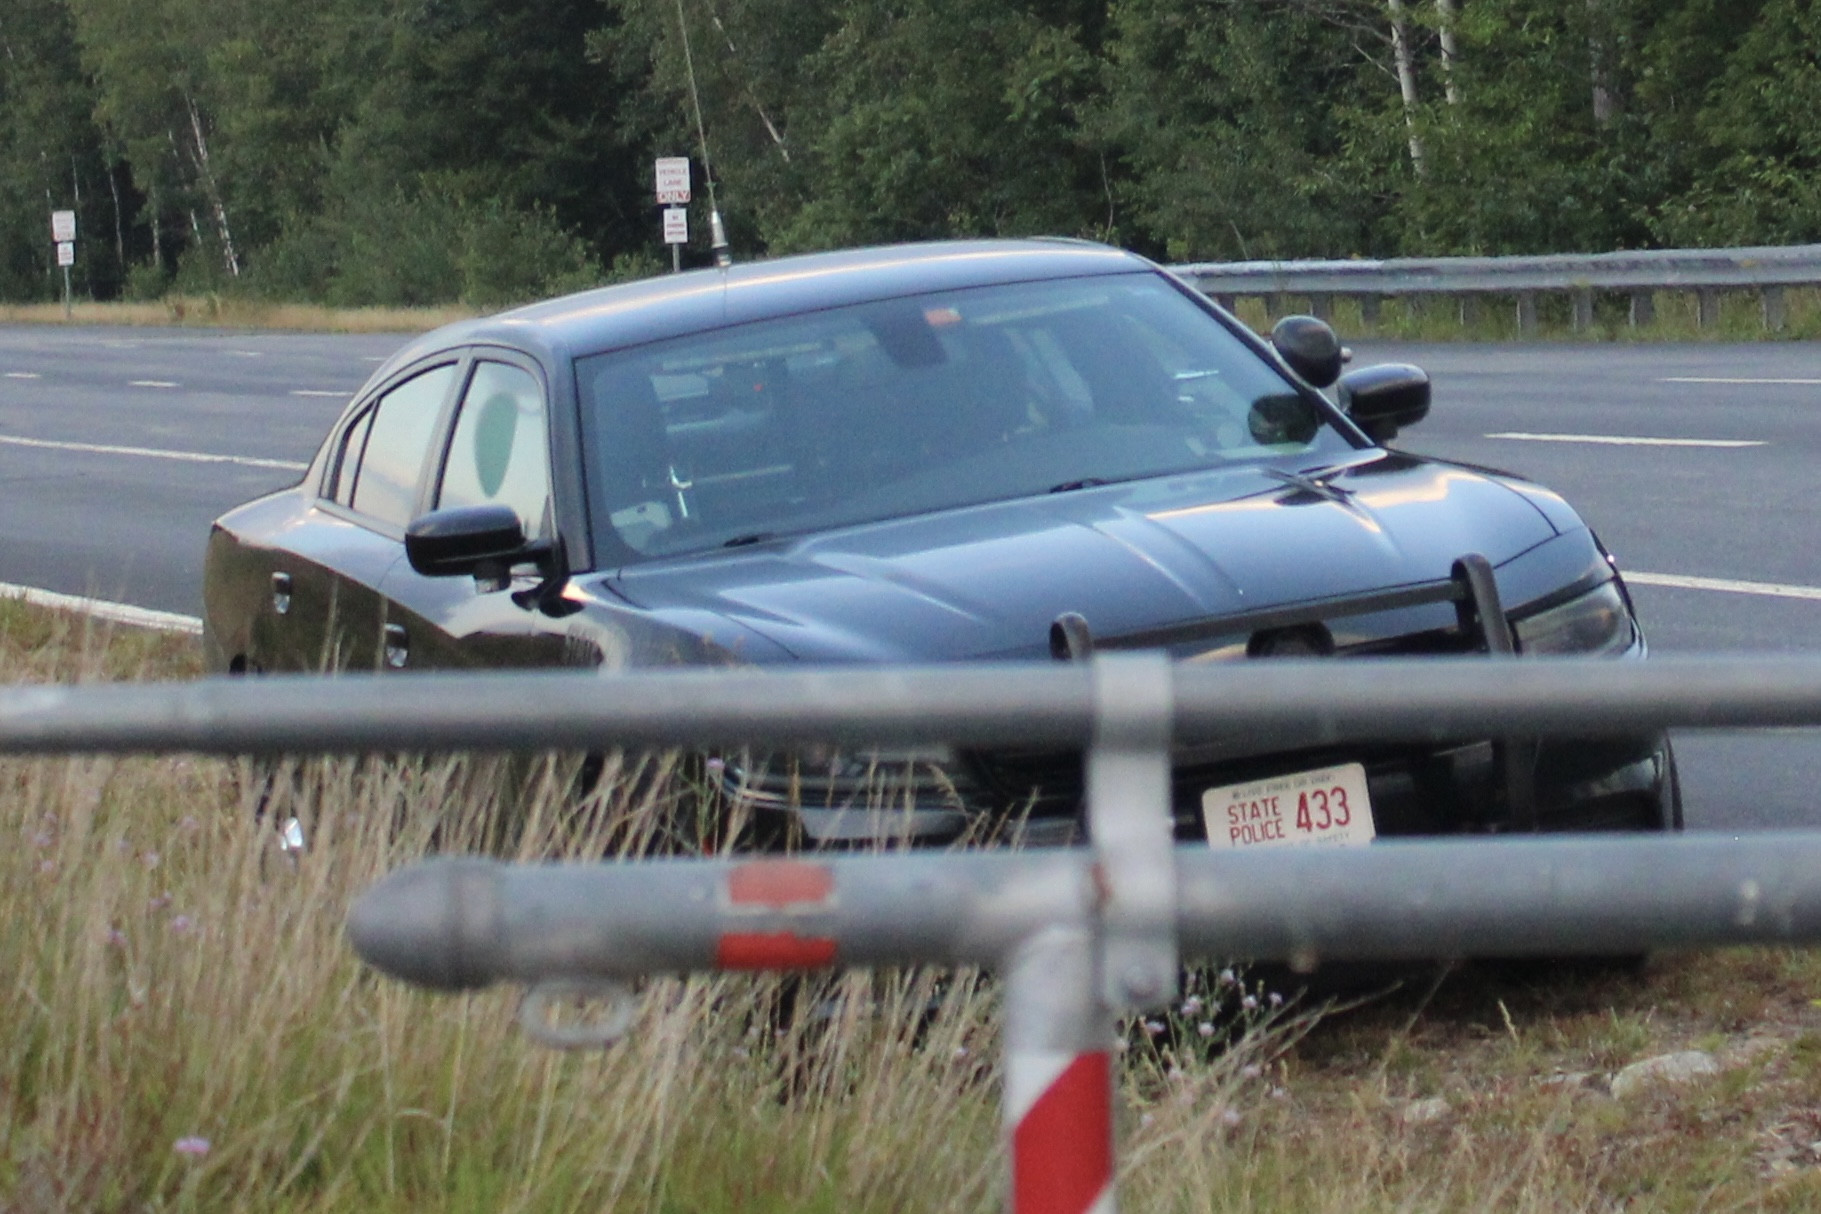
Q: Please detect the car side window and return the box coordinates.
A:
[348,363,458,527]
[435,361,553,541]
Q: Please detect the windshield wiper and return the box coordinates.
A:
[1048,477,1109,494]
[721,532,776,548]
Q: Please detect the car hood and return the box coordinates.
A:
[606,452,1565,662]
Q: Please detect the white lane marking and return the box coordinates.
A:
[227,349,263,357]
[0,580,201,634]
[1628,572,1821,602]
[129,380,178,388]
[363,356,386,362]
[290,389,351,398]
[1660,376,1821,385]
[5,372,40,379]
[1486,432,1763,448]
[0,433,307,471]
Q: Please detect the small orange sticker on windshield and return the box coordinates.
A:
[923,307,962,327]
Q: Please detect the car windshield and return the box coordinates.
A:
[576,271,1356,560]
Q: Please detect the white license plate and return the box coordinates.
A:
[1201,762,1375,850]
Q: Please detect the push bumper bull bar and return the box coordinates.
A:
[1048,553,1590,834]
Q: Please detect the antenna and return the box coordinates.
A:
[674,0,731,267]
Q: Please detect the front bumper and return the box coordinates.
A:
[717,551,1676,846]
[717,729,1676,848]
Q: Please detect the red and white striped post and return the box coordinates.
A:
[993,652,1176,1214]
[1004,926,1116,1214]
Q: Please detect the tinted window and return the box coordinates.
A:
[436,361,552,540]
[576,273,1352,559]
[350,363,457,527]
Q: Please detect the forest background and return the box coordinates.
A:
[2,0,1817,309]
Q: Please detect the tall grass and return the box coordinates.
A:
[0,733,1014,1210]
[5,603,1821,1210]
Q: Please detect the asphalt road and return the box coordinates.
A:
[0,326,405,612]
[1361,340,1821,832]
[0,326,1816,831]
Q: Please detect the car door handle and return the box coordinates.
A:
[383,622,409,669]
[270,572,293,615]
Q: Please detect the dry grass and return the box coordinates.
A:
[0,298,474,334]
[4,597,1821,1210]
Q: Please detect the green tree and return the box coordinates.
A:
[1650,0,1821,245]
[598,0,1108,256]
[0,0,117,299]
[1099,0,1393,261]
[1386,0,1649,254]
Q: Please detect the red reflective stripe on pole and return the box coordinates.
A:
[714,932,837,970]
[1012,1051,1113,1214]
[727,860,835,907]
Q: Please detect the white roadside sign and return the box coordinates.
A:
[662,207,689,245]
[56,241,75,268]
[655,157,691,205]
[51,210,76,243]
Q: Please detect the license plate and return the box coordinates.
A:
[1201,762,1375,850]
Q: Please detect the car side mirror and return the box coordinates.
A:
[406,505,531,578]
[1270,315,1344,389]
[1339,363,1431,444]
[406,505,579,616]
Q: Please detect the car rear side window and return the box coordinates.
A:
[348,363,457,528]
[327,405,374,506]
[436,361,552,541]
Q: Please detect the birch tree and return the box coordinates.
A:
[1386,0,1425,173]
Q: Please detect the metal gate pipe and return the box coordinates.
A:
[339,649,1821,1213]
[349,831,1821,1212]
[351,650,1180,1214]
[16,654,1821,755]
[349,833,1821,993]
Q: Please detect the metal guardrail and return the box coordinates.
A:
[1172,242,1821,332]
[12,655,1821,1212]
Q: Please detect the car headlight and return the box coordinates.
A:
[1512,580,1637,656]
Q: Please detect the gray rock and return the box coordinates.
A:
[1538,1071,1596,1091]
[1400,1097,1452,1125]
[1609,1050,1720,1099]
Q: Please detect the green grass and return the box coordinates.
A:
[6,598,1821,1209]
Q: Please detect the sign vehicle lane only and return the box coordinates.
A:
[655,158,691,205]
